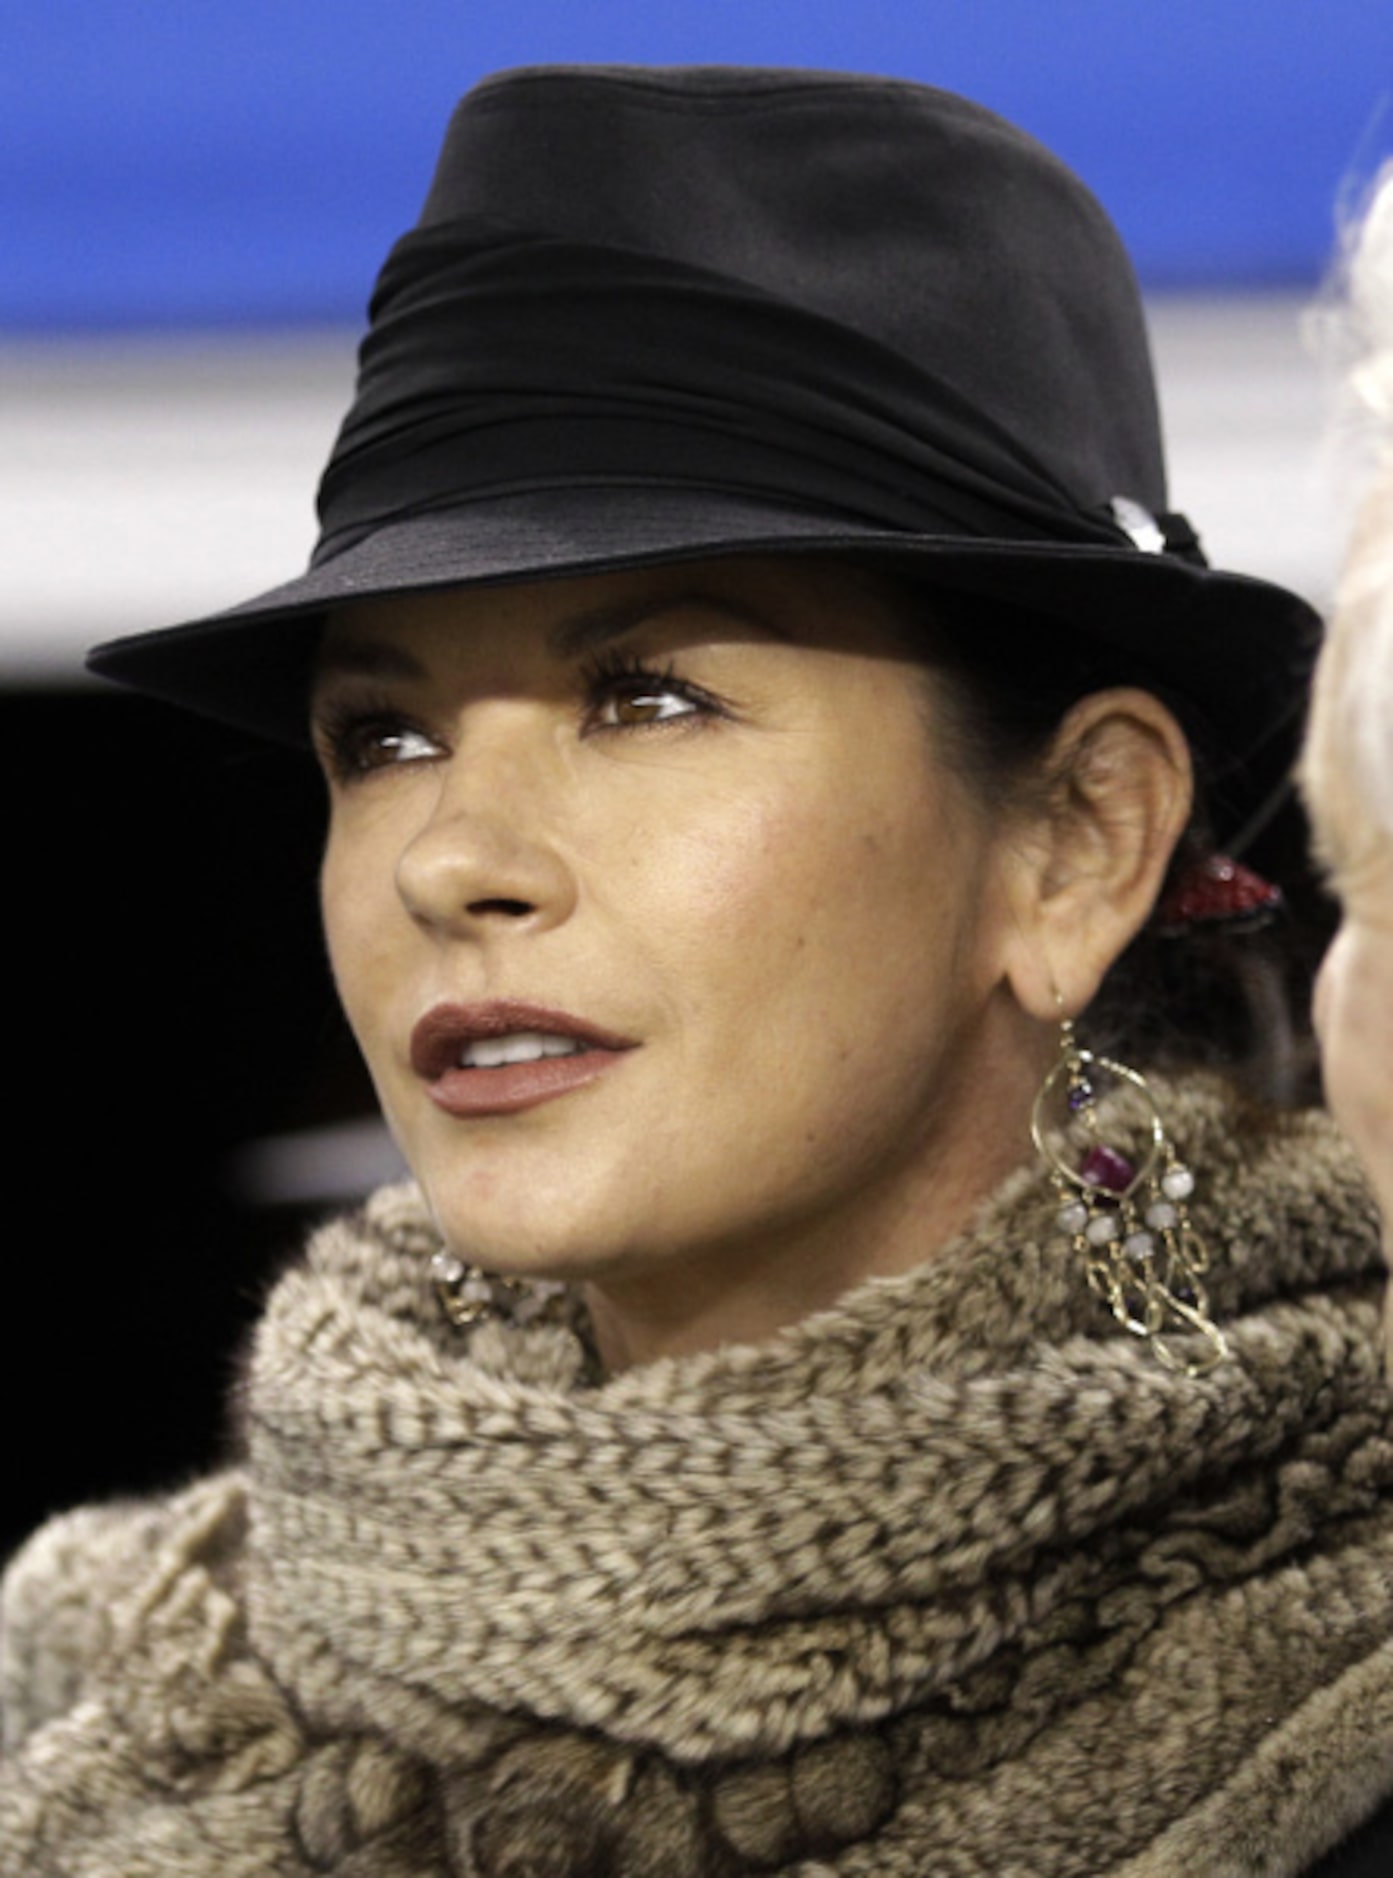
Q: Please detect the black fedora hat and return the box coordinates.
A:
[88,64,1318,840]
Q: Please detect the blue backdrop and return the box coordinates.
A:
[5,0,1392,329]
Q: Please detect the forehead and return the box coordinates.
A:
[314,556,916,676]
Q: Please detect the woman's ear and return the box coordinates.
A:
[998,688,1193,1020]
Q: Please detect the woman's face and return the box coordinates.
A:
[313,559,1039,1346]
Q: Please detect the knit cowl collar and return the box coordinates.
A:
[222,1077,1393,1873]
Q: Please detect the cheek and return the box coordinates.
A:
[319,823,400,1042]
[609,788,831,1044]
[622,750,977,1062]
[319,837,357,998]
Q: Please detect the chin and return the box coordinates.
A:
[410,1152,646,1281]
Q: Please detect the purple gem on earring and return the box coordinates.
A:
[1067,1081,1094,1112]
[1080,1144,1135,1193]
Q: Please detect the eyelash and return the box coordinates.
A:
[313,656,726,783]
[312,693,438,783]
[578,649,726,731]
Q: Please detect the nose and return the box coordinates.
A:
[394,713,578,938]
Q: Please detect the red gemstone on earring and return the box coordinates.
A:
[1081,1145,1135,1193]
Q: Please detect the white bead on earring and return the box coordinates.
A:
[431,1252,570,1329]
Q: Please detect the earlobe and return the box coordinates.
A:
[999,689,1193,1022]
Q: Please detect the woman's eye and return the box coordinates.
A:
[599,686,697,727]
[585,661,721,731]
[318,712,443,779]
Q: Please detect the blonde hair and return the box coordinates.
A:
[1302,164,1393,862]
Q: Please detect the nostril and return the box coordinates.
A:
[466,897,536,918]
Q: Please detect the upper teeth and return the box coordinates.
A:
[461,1031,587,1068]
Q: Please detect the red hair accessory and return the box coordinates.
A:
[1156,854,1284,935]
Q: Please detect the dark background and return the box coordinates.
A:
[2,690,375,1562]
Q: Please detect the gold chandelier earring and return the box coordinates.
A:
[1030,1018,1229,1377]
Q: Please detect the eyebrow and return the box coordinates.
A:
[547,588,787,658]
[313,584,787,687]
[312,638,428,684]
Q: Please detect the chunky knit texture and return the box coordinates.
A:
[5,1078,1393,1875]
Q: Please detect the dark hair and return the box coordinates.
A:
[873,574,1333,1105]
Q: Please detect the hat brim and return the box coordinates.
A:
[86,485,1319,842]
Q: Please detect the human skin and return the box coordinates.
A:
[312,557,1190,1369]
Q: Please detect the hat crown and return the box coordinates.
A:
[413,65,1165,513]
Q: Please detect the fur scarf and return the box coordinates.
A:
[5,1077,1393,1876]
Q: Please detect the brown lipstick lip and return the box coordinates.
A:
[410,1001,637,1081]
